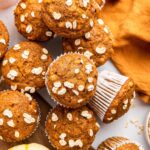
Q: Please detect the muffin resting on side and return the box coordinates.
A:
[89,70,135,123]
[62,17,113,67]
[2,41,53,93]
[45,53,98,108]
[9,143,50,150]
[0,90,40,142]
[0,20,9,59]
[14,0,53,41]
[45,106,100,150]
[42,0,100,38]
[98,136,144,150]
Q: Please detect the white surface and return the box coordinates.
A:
[0,6,150,150]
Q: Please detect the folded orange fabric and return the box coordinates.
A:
[102,0,150,103]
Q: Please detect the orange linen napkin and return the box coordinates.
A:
[102,0,150,103]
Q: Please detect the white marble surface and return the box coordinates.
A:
[0,5,150,150]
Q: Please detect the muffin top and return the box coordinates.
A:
[46,53,98,108]
[62,17,113,67]
[0,90,40,142]
[45,106,100,150]
[0,20,9,59]
[98,137,144,150]
[14,0,53,41]
[2,41,52,93]
[42,0,100,38]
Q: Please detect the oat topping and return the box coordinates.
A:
[15,131,20,138]
[65,0,73,6]
[52,12,62,20]
[89,129,93,137]
[111,109,117,114]
[9,57,16,64]
[51,113,58,122]
[97,19,104,25]
[69,139,83,148]
[74,68,80,74]
[7,120,15,127]
[85,64,93,74]
[31,11,35,17]
[87,84,94,91]
[72,90,79,96]
[25,93,33,101]
[0,38,6,44]
[78,85,85,91]
[42,48,49,54]
[2,60,8,66]
[46,31,53,37]
[22,50,30,59]
[64,81,74,89]
[0,119,3,126]
[26,24,33,33]
[75,39,81,46]
[3,109,13,118]
[13,44,21,50]
[67,113,73,121]
[41,54,48,60]
[20,2,26,9]
[65,21,72,29]
[23,113,35,124]
[81,110,92,119]
[95,47,106,54]
[11,85,17,91]
[57,88,67,95]
[31,67,43,75]
[85,32,91,39]
[59,139,67,146]
[84,51,93,59]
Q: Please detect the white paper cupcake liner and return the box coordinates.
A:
[45,52,96,108]
[89,70,128,121]
[102,137,144,150]
[0,90,41,142]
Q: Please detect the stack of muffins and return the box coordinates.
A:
[0,0,144,150]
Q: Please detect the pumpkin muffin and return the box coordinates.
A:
[45,106,100,150]
[0,20,9,59]
[9,143,50,150]
[62,17,113,67]
[42,0,100,38]
[89,70,135,123]
[14,0,53,41]
[98,136,144,150]
[2,41,52,93]
[0,90,40,142]
[45,53,98,108]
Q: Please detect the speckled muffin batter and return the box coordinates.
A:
[2,41,52,93]
[0,90,40,142]
[14,0,53,41]
[0,20,9,59]
[45,106,100,150]
[62,17,113,67]
[89,71,135,123]
[46,53,98,108]
[42,0,100,38]
[98,137,144,150]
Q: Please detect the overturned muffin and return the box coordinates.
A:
[98,136,144,150]
[89,70,135,123]
[62,17,113,67]
[45,106,100,150]
[0,90,40,142]
[2,41,52,93]
[14,0,53,41]
[42,0,100,38]
[0,20,9,59]
[46,53,98,108]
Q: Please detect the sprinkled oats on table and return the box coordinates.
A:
[14,0,54,41]
[2,41,52,93]
[42,0,100,38]
[45,106,100,150]
[45,53,98,108]
[0,90,40,142]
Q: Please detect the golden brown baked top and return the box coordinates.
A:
[45,106,100,150]
[2,41,52,93]
[14,0,53,41]
[0,90,40,142]
[62,17,113,67]
[46,53,98,108]
[42,0,100,38]
[0,20,9,59]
